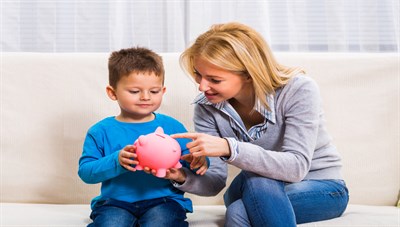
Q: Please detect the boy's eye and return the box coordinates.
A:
[129,90,139,94]
[150,90,161,94]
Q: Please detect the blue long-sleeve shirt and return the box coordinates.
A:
[78,113,193,212]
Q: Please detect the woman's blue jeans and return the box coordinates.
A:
[223,171,349,227]
[87,197,188,227]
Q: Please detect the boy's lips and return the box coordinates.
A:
[137,104,153,107]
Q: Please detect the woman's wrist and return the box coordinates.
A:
[222,137,232,157]
[220,137,239,162]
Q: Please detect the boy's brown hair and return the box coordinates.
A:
[108,47,165,88]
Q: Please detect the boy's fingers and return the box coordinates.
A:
[143,167,157,176]
[122,157,137,165]
[196,166,207,175]
[121,152,136,159]
[181,154,193,162]
[143,167,151,174]
[122,163,136,172]
[190,158,201,169]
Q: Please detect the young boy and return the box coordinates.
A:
[78,47,207,227]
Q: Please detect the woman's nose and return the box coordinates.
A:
[198,78,209,92]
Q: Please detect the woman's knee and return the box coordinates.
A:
[241,171,285,193]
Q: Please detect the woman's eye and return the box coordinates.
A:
[210,79,222,84]
[194,72,201,83]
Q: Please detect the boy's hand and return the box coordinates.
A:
[118,145,138,172]
[142,167,186,183]
[181,154,208,175]
[165,168,187,183]
[143,167,157,176]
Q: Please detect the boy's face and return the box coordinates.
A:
[107,71,166,122]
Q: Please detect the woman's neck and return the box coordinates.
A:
[229,84,255,111]
[229,86,264,130]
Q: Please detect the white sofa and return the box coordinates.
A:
[1,52,399,226]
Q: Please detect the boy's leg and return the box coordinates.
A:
[285,179,349,224]
[88,199,137,227]
[139,198,188,227]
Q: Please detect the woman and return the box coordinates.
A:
[172,22,349,226]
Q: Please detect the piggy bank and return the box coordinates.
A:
[134,127,182,177]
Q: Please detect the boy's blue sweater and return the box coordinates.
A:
[78,113,193,212]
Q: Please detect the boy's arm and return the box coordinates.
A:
[78,132,128,184]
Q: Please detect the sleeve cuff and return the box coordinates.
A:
[220,137,238,163]
[171,180,183,187]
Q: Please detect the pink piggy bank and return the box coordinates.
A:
[134,127,182,177]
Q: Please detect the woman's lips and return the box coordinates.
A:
[205,92,218,100]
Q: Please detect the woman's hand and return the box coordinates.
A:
[118,145,138,172]
[171,133,230,157]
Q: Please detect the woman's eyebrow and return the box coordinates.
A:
[193,68,223,79]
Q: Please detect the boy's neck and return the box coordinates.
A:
[115,113,155,123]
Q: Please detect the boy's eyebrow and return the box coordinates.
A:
[126,85,164,89]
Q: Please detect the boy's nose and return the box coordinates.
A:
[140,92,150,100]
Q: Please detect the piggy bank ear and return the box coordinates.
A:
[155,127,164,134]
[137,135,148,146]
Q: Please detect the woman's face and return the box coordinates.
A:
[193,57,252,104]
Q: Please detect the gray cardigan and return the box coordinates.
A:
[175,75,342,195]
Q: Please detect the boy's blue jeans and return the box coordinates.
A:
[87,197,188,227]
[224,171,349,227]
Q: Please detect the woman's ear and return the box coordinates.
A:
[244,74,252,83]
[106,85,117,100]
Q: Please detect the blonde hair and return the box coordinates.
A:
[180,22,304,110]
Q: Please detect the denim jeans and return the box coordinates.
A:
[223,171,349,227]
[88,197,188,227]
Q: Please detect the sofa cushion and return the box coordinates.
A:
[1,203,398,226]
